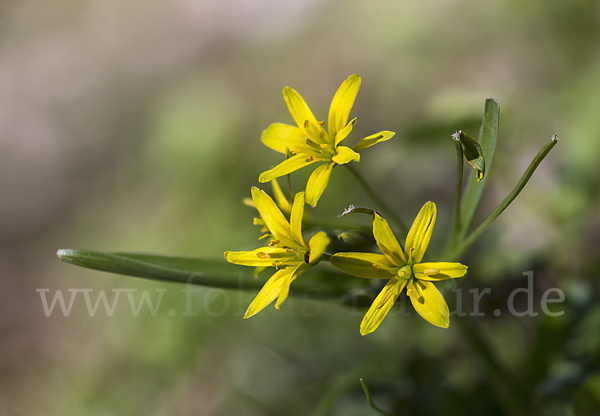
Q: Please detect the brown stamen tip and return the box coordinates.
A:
[304,120,310,128]
[318,120,325,126]
[372,264,379,271]
[257,252,267,259]
[269,239,280,247]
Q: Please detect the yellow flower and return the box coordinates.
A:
[330,202,468,335]
[259,75,395,207]
[225,187,330,318]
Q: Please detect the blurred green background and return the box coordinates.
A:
[1,0,599,414]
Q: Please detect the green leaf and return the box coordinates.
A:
[56,249,355,299]
[459,98,499,238]
[453,130,485,181]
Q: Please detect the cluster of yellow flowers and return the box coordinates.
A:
[225,75,467,335]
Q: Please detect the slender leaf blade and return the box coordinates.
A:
[57,249,354,298]
[459,98,499,237]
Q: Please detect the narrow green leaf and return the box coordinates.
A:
[57,249,354,298]
[360,378,397,416]
[459,98,499,238]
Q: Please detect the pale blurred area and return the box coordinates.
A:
[1,0,600,414]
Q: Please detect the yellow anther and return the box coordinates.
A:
[304,120,310,128]
[406,288,412,296]
[258,234,270,240]
[257,252,267,259]
[424,268,439,275]
[397,270,405,277]
[372,264,379,271]
[320,143,327,148]
[318,120,325,126]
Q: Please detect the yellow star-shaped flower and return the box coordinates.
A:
[259,75,395,207]
[330,202,468,335]
[225,187,330,318]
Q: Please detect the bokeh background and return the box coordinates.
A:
[2,0,600,414]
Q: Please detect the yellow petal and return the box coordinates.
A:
[305,162,335,207]
[373,213,407,266]
[271,178,292,214]
[360,278,407,335]
[259,153,324,183]
[274,262,314,309]
[307,231,330,263]
[330,252,396,279]
[334,117,357,146]
[408,280,449,328]
[289,192,306,247]
[328,74,361,138]
[332,145,360,165]
[224,247,302,267]
[244,268,293,318]
[353,131,396,152]
[283,86,329,144]
[405,201,436,263]
[261,123,316,155]
[413,262,468,281]
[251,187,301,249]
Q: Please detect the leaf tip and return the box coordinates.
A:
[56,249,72,261]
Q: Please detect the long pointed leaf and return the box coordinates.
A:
[459,98,499,237]
[57,249,354,299]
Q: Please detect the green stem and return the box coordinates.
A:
[346,165,408,237]
[447,139,464,253]
[450,135,558,259]
[360,379,397,416]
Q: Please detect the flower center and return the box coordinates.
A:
[397,264,412,280]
